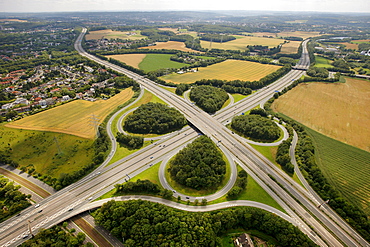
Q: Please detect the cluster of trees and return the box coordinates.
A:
[189,85,229,114]
[124,102,187,134]
[231,115,280,142]
[279,57,296,66]
[169,34,203,51]
[227,170,248,200]
[199,33,236,43]
[20,225,92,247]
[108,76,140,91]
[116,133,143,149]
[276,139,295,174]
[284,36,304,41]
[265,80,370,242]
[247,45,281,55]
[168,136,226,190]
[175,83,190,96]
[194,79,253,95]
[115,179,161,195]
[93,199,317,247]
[0,176,31,223]
[250,108,268,117]
[306,67,329,78]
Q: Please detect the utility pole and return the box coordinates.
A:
[54,136,61,154]
[317,199,330,208]
[28,220,34,237]
[89,114,100,138]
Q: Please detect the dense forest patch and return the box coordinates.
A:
[231,115,280,142]
[124,102,187,134]
[168,135,226,190]
[93,199,317,247]
[189,85,229,113]
[0,176,31,223]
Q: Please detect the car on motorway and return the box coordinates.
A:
[22,234,29,239]
[186,197,190,199]
[35,204,40,208]
[87,197,93,201]
[68,208,73,211]
[38,210,43,213]
[150,157,154,159]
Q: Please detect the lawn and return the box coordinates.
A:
[250,144,304,187]
[0,124,94,178]
[306,127,370,216]
[85,29,146,40]
[138,54,186,72]
[6,88,134,139]
[271,77,370,152]
[232,94,248,103]
[160,60,281,84]
[200,35,285,50]
[314,55,334,68]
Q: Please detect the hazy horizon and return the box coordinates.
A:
[0,0,369,14]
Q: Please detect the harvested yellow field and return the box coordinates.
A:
[139,41,200,52]
[158,27,179,33]
[160,60,281,84]
[6,88,134,139]
[339,42,358,50]
[272,78,370,152]
[200,35,284,50]
[280,41,301,54]
[85,29,146,40]
[106,54,146,68]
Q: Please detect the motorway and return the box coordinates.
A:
[0,29,369,247]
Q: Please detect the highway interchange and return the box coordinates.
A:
[0,28,369,247]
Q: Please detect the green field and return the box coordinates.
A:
[160,60,281,84]
[138,54,185,72]
[0,125,94,178]
[314,55,333,68]
[306,127,370,215]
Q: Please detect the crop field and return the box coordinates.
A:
[0,124,94,178]
[200,35,285,50]
[314,55,334,68]
[251,31,320,39]
[306,127,370,216]
[139,41,200,52]
[6,88,134,139]
[106,54,146,68]
[338,42,358,50]
[352,39,370,44]
[160,59,281,84]
[279,41,301,54]
[85,29,146,40]
[271,77,370,152]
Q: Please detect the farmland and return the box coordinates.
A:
[6,88,134,139]
[106,54,146,68]
[271,78,370,152]
[85,29,146,40]
[160,60,281,84]
[314,55,334,68]
[306,127,370,216]
[200,35,285,50]
[107,54,185,72]
[139,41,200,52]
[252,31,320,39]
[280,41,301,54]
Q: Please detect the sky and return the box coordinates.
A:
[0,0,369,13]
